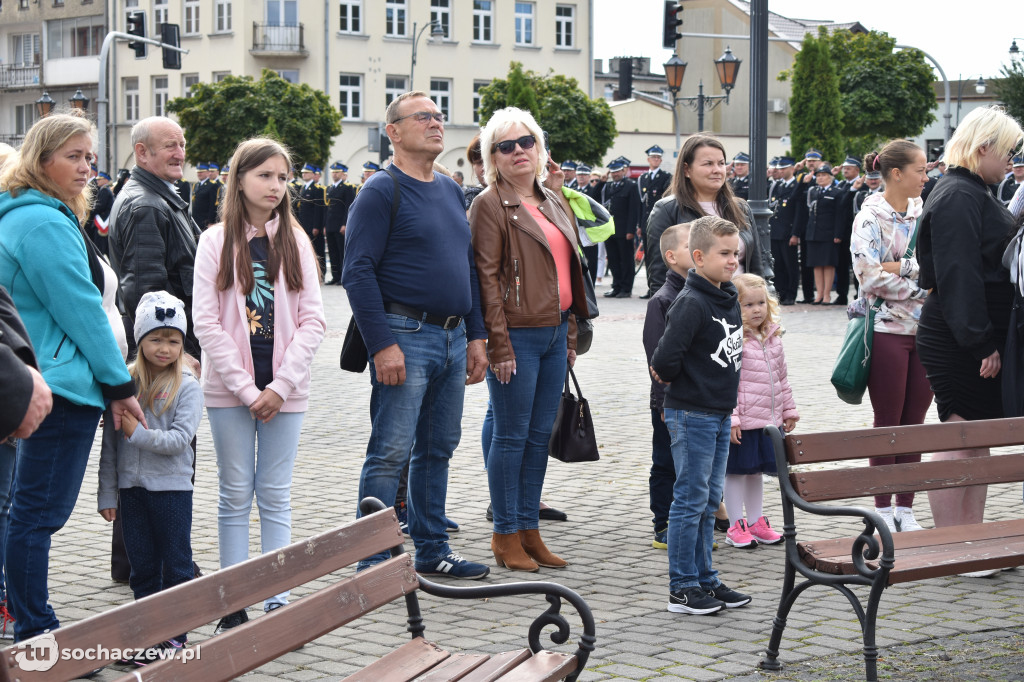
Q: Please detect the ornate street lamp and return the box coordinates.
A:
[69,88,90,112]
[35,92,56,117]
[410,20,445,90]
[663,46,742,147]
[1011,39,1021,58]
[714,47,741,96]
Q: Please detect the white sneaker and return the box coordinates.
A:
[959,569,1000,578]
[894,507,924,532]
[875,507,897,534]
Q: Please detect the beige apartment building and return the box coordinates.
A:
[103,0,593,177]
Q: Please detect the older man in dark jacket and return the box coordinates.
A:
[108,116,201,357]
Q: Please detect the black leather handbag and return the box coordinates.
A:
[548,367,599,463]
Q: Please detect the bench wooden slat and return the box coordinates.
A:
[785,417,1024,464]
[459,649,533,682]
[790,453,1024,502]
[413,653,492,681]
[490,652,579,682]
[2,508,404,682]
[341,638,452,682]
[109,554,418,682]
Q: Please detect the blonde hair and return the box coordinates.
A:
[659,223,691,262]
[0,112,95,221]
[944,106,1023,174]
[480,106,549,187]
[733,273,782,339]
[130,327,185,416]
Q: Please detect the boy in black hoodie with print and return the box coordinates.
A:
[651,215,751,616]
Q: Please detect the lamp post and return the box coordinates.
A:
[35,92,56,118]
[69,88,90,112]
[410,20,445,90]
[663,47,741,148]
[955,75,987,128]
[1011,39,1022,58]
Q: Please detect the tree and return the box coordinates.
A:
[479,62,616,165]
[167,69,342,167]
[785,30,844,164]
[823,29,935,157]
[994,59,1024,124]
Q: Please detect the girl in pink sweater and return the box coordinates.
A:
[725,274,799,549]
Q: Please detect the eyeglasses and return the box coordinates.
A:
[1009,138,1024,160]
[491,135,537,155]
[391,111,446,125]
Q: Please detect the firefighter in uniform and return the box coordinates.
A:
[729,151,751,199]
[637,145,671,298]
[192,161,220,230]
[561,160,578,190]
[769,157,800,305]
[601,156,640,298]
[296,162,327,276]
[996,155,1024,206]
[324,161,357,285]
[834,156,865,305]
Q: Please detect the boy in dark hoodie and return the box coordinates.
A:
[651,216,751,616]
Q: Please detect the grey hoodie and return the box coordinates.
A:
[97,370,203,511]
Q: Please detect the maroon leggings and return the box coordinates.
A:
[866,331,934,508]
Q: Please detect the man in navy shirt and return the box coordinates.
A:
[343,91,489,579]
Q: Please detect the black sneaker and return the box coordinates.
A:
[667,587,725,615]
[214,609,248,634]
[714,517,730,533]
[705,582,751,608]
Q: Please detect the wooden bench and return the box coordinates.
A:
[758,418,1024,682]
[1,497,596,682]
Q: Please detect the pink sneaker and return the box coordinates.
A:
[748,516,783,545]
[725,519,758,549]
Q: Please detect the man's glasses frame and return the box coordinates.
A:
[391,111,446,125]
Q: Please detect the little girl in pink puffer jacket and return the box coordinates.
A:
[724,274,799,550]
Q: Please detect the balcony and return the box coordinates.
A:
[0,64,41,90]
[251,22,308,57]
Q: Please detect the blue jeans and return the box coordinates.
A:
[119,487,193,602]
[650,409,675,530]
[665,408,731,592]
[5,396,101,641]
[208,407,304,610]
[485,322,567,534]
[358,315,467,567]
[0,440,17,601]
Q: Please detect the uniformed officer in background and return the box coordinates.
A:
[215,164,230,218]
[296,162,327,276]
[561,160,579,190]
[601,156,640,298]
[852,167,882,215]
[729,151,751,199]
[769,157,800,305]
[793,149,823,302]
[324,161,357,286]
[637,145,671,299]
[835,156,865,305]
[996,155,1024,206]
[360,161,380,188]
[191,161,219,230]
[86,170,115,255]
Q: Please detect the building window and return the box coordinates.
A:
[125,0,138,6]
[12,33,41,66]
[18,0,30,9]
[184,0,200,36]
[182,73,200,97]
[514,3,534,46]
[385,0,407,37]
[15,104,37,135]
[430,78,451,121]
[154,0,169,26]
[473,80,489,123]
[215,0,232,32]
[555,5,574,48]
[339,73,362,119]
[154,76,169,117]
[212,71,231,82]
[472,1,493,42]
[46,16,104,59]
[430,0,451,39]
[385,76,408,107]
[276,69,299,83]
[339,0,361,33]
[124,77,140,122]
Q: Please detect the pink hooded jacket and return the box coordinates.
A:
[193,217,326,411]
[731,323,799,430]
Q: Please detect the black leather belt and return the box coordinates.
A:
[384,302,463,330]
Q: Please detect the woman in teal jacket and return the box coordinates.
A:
[0,113,145,642]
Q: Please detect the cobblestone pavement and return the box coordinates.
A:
[39,276,1024,681]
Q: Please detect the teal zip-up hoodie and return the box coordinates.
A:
[0,188,133,408]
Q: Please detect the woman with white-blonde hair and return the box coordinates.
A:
[470,107,589,571]
[915,105,1023,542]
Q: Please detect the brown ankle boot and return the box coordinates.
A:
[492,532,539,572]
[518,529,568,568]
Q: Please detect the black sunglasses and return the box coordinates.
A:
[492,135,536,155]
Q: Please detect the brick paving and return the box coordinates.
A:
[36,276,1024,680]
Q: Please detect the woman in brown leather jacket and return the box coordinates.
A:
[470,107,589,572]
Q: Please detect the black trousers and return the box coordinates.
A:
[799,242,815,302]
[307,228,326,276]
[835,237,854,302]
[326,230,344,283]
[581,245,599,286]
[605,235,635,294]
[771,239,799,301]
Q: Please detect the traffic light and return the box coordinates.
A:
[161,23,181,69]
[126,11,146,58]
[663,2,683,50]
